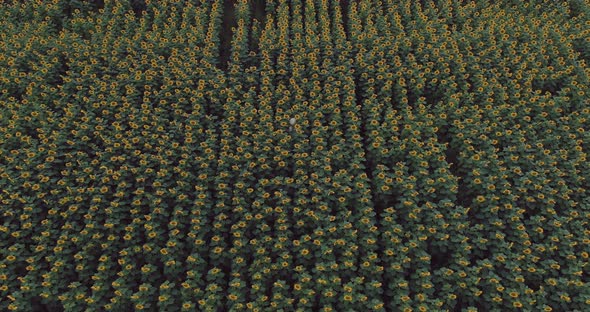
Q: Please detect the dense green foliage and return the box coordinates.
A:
[1,0,589,311]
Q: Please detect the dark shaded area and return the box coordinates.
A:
[452,295,466,312]
[524,275,542,292]
[568,0,588,18]
[338,0,362,37]
[531,77,564,96]
[340,0,350,35]
[423,85,445,107]
[55,0,105,32]
[49,52,70,87]
[130,0,147,17]
[572,37,590,63]
[453,296,488,312]
[443,147,458,169]
[248,0,267,55]
[469,248,491,266]
[60,0,105,16]
[375,192,400,308]
[457,181,473,213]
[436,126,477,221]
[354,76,376,181]
[374,194,398,218]
[31,296,64,312]
[437,124,461,177]
[219,0,238,71]
[427,241,453,271]
[251,0,266,23]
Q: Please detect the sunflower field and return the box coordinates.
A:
[1,0,589,311]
